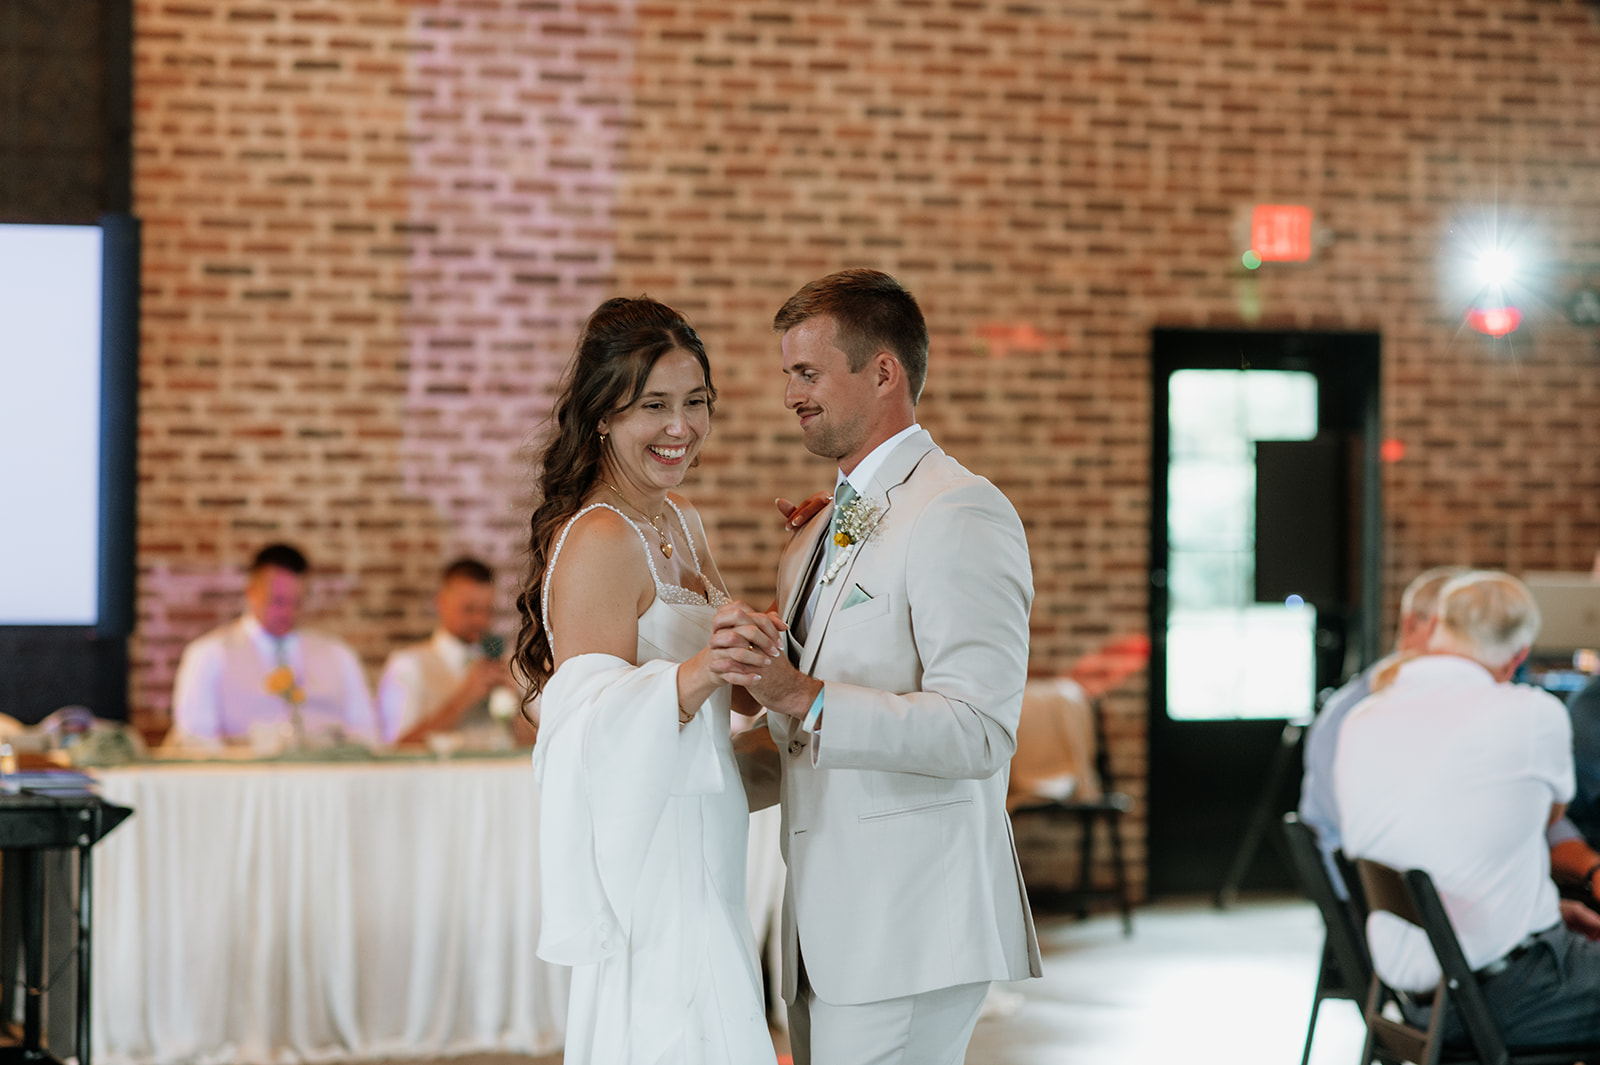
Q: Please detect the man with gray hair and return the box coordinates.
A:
[1300,565,1464,878]
[1335,570,1600,1046]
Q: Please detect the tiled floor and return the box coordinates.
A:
[408,897,1366,1065]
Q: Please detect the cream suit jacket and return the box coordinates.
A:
[767,429,1043,1006]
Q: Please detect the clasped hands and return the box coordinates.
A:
[680,492,831,724]
[701,602,819,719]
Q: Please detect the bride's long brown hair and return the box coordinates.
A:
[513,297,716,701]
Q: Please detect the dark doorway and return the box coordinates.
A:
[1147,329,1381,896]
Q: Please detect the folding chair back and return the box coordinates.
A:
[1282,814,1372,1065]
[1355,859,1509,1065]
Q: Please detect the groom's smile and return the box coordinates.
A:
[781,315,892,471]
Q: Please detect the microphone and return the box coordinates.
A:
[480,633,505,660]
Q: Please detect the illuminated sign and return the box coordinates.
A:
[1249,204,1314,262]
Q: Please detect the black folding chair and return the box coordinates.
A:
[1353,858,1600,1065]
[1011,691,1135,935]
[1282,814,1372,1065]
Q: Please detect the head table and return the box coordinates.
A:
[86,751,785,1065]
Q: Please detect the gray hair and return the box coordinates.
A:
[1399,565,1470,623]
[1428,570,1541,670]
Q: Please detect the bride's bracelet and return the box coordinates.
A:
[677,700,696,726]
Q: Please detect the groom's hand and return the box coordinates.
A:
[743,653,822,720]
[776,491,831,531]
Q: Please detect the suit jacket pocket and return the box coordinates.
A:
[857,796,973,823]
[832,592,892,629]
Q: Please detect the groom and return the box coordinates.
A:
[726,269,1041,1064]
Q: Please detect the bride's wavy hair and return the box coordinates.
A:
[513,297,716,702]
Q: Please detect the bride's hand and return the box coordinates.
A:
[704,601,785,687]
[712,600,785,651]
[776,491,832,531]
[677,602,786,720]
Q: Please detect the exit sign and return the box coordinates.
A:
[1250,204,1314,262]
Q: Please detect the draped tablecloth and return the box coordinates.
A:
[88,757,786,1065]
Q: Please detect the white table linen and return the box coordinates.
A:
[88,757,786,1064]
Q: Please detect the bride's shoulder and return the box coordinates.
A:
[546,506,651,601]
[666,491,703,525]
[559,504,641,554]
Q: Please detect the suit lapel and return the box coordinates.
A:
[797,431,939,676]
[779,503,832,631]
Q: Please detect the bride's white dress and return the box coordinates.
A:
[532,502,776,1065]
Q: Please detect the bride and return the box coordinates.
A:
[513,297,783,1064]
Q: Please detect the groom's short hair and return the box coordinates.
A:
[774,268,929,404]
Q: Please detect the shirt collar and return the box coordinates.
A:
[1397,653,1498,686]
[241,613,296,658]
[431,628,474,671]
[838,422,921,498]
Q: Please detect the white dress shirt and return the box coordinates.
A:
[1334,654,1573,990]
[376,629,484,743]
[797,422,922,642]
[168,614,377,747]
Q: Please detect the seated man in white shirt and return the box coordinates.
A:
[168,543,378,748]
[376,558,516,745]
[1335,570,1600,1047]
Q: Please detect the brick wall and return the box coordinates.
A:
[132,0,1600,898]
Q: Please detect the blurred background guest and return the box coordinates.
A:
[1298,565,1465,877]
[1335,571,1600,1047]
[1550,672,1600,905]
[377,557,517,745]
[166,543,377,749]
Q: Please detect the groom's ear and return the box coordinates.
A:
[872,351,907,396]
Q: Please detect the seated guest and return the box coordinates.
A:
[168,543,377,748]
[1334,570,1600,1046]
[1550,673,1600,902]
[1300,565,1463,878]
[376,557,515,744]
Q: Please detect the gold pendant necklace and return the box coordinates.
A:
[603,482,673,558]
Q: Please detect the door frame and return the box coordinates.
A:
[1146,328,1382,896]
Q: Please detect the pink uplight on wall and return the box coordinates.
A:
[1466,305,1522,337]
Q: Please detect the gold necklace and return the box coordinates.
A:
[603,482,673,559]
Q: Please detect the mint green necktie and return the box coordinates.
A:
[824,481,859,570]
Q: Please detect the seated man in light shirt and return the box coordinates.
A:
[376,558,516,745]
[1300,565,1463,884]
[168,543,377,748]
[1334,570,1600,1047]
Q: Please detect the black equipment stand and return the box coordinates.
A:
[0,791,133,1065]
[1215,719,1305,909]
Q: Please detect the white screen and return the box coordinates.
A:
[0,224,103,625]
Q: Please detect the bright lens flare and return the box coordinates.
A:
[1473,248,1518,288]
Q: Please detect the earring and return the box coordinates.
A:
[599,430,608,444]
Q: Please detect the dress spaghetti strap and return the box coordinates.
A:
[541,503,651,658]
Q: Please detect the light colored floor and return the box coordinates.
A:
[965,898,1366,1065]
[398,898,1366,1065]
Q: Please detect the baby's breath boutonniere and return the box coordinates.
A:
[820,496,883,585]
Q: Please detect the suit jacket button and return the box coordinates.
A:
[788,740,804,755]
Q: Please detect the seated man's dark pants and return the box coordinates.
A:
[1402,925,1600,1047]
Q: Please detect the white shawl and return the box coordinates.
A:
[531,652,723,966]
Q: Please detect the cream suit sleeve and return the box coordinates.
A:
[810,477,1033,778]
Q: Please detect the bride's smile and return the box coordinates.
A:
[597,348,712,498]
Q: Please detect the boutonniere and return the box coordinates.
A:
[820,496,884,585]
[264,665,306,706]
